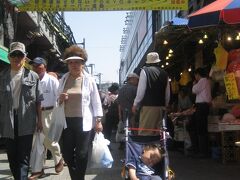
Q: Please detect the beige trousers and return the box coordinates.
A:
[31,109,62,172]
[138,106,165,136]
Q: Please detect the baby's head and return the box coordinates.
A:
[141,144,164,167]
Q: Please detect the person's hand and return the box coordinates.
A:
[59,93,68,104]
[36,120,43,132]
[95,120,103,133]
[132,105,137,114]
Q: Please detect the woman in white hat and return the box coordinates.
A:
[58,45,103,180]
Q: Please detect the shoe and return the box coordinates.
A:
[55,158,64,173]
[28,169,44,180]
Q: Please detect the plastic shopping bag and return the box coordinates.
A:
[30,132,45,172]
[90,132,114,168]
[48,104,66,142]
[115,121,125,142]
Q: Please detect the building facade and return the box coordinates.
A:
[0,0,75,73]
[119,0,214,85]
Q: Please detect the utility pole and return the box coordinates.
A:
[77,38,85,49]
[87,63,95,75]
[95,73,102,90]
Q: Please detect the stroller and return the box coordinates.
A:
[123,112,174,180]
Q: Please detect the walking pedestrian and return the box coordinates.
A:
[58,45,103,180]
[28,57,64,179]
[118,73,139,132]
[103,83,119,142]
[0,42,43,179]
[132,52,170,136]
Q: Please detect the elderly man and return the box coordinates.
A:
[0,42,43,179]
[118,73,139,129]
[28,57,64,179]
[132,52,170,136]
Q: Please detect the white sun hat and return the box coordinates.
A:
[63,56,85,63]
[146,52,161,64]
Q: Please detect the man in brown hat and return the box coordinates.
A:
[132,52,170,135]
[0,42,43,179]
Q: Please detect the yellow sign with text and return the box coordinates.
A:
[18,0,188,11]
[224,73,239,100]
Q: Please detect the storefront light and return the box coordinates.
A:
[169,78,171,82]
[163,40,168,45]
[198,39,204,44]
[188,68,192,72]
[180,72,183,75]
[227,36,232,41]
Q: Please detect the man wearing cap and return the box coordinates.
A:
[118,73,139,130]
[0,42,43,179]
[28,57,64,179]
[132,52,170,136]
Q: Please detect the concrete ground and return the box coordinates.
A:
[1,141,240,180]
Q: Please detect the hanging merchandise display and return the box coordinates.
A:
[170,78,179,94]
[179,69,192,86]
[214,43,228,70]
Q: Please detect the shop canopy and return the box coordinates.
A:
[188,0,240,29]
[0,46,10,64]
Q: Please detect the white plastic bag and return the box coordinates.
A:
[48,103,66,142]
[90,132,114,168]
[115,121,125,142]
[30,132,45,172]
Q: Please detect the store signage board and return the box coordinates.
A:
[16,0,188,11]
[224,73,239,100]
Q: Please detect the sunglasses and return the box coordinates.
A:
[9,51,25,58]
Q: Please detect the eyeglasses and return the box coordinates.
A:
[9,51,25,58]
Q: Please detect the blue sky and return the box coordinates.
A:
[64,11,127,83]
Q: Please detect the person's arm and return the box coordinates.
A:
[36,78,43,132]
[36,102,43,132]
[165,78,170,106]
[128,167,139,180]
[132,70,146,113]
[192,78,205,95]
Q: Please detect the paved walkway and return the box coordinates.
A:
[0,141,124,180]
[1,142,240,180]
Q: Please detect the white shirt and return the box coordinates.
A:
[192,77,212,103]
[58,71,103,131]
[40,72,59,107]
[133,69,170,107]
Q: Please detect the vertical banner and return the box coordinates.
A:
[17,0,188,11]
[224,73,239,100]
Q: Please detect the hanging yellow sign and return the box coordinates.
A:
[224,73,239,100]
[17,0,188,11]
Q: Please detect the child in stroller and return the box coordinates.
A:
[126,141,165,180]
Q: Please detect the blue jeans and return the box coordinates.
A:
[63,117,92,180]
[6,113,33,180]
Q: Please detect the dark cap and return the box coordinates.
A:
[108,83,119,93]
[29,57,47,66]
